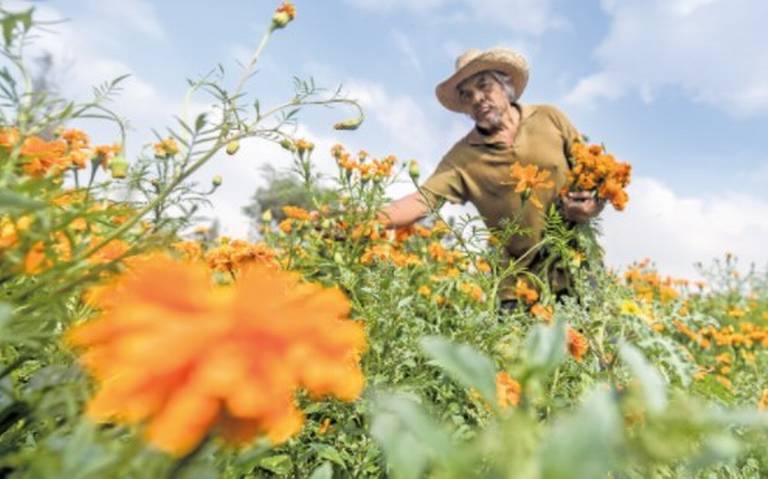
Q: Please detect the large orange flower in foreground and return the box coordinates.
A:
[68,254,366,456]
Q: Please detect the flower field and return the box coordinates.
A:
[0,3,767,478]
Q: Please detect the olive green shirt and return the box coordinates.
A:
[421,103,581,300]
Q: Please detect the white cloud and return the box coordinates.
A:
[345,0,564,35]
[344,79,444,162]
[392,30,422,72]
[80,0,167,40]
[565,0,768,116]
[601,176,768,278]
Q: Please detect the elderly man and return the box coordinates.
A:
[380,47,603,303]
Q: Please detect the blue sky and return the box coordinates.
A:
[18,0,768,278]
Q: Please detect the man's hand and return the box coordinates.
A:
[561,191,605,224]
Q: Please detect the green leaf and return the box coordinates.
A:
[258,454,293,476]
[540,387,623,479]
[619,343,667,413]
[0,190,45,212]
[420,336,496,404]
[194,112,207,132]
[370,392,454,479]
[311,443,346,467]
[0,303,11,331]
[525,316,567,375]
[309,462,333,479]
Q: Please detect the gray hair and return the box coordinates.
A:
[487,70,518,103]
[459,70,518,103]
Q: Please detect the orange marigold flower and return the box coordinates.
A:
[496,372,521,409]
[508,163,554,209]
[88,238,130,265]
[282,205,311,221]
[0,127,20,148]
[567,327,589,362]
[20,136,69,177]
[759,390,768,411]
[318,418,332,435]
[530,303,553,323]
[67,255,365,456]
[514,279,539,305]
[272,1,296,28]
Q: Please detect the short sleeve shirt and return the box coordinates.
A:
[421,104,581,299]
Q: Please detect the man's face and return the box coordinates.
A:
[457,72,509,132]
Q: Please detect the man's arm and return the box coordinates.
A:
[379,191,432,228]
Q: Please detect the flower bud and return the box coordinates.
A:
[333,116,364,131]
[226,140,240,155]
[261,209,273,222]
[280,139,296,151]
[109,155,129,179]
[212,175,223,187]
[271,2,296,30]
[408,159,420,180]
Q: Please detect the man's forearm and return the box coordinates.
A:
[379,191,431,228]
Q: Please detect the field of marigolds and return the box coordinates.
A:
[1,3,768,478]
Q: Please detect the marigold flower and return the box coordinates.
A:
[514,279,539,305]
[530,303,553,323]
[496,372,521,409]
[67,255,365,456]
[20,136,69,177]
[508,163,554,209]
[272,1,296,29]
[153,138,180,159]
[318,418,332,435]
[759,390,768,411]
[567,328,589,362]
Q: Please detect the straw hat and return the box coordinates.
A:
[436,47,529,113]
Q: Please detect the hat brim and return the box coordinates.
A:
[436,54,529,113]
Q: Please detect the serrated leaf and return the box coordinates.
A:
[420,336,496,404]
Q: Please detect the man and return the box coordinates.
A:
[380,47,603,303]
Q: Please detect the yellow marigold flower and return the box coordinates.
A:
[459,282,484,302]
[418,285,431,297]
[294,138,314,153]
[567,328,589,362]
[620,300,642,316]
[496,372,521,409]
[727,307,746,318]
[474,259,491,273]
[67,255,365,456]
[153,138,180,158]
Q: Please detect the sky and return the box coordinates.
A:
[10,0,768,279]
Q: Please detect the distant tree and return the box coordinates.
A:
[242,164,333,223]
